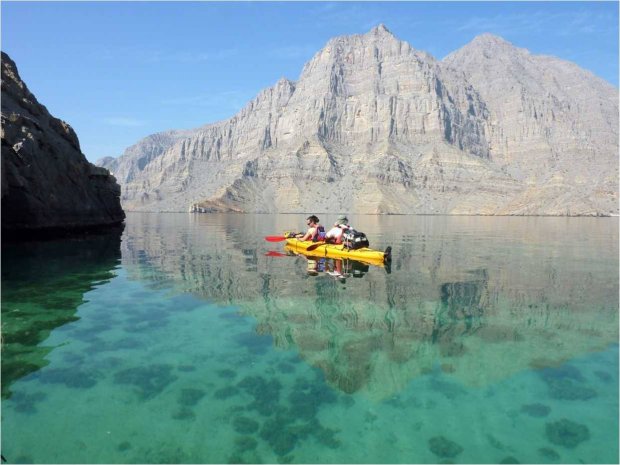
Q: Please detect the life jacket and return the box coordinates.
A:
[312,225,326,242]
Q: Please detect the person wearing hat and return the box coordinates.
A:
[325,215,351,244]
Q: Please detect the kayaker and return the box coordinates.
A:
[325,215,351,244]
[296,215,326,242]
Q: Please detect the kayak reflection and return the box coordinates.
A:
[307,257,368,282]
[285,246,391,281]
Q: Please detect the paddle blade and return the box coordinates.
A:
[265,251,289,257]
[306,241,325,252]
[265,236,287,242]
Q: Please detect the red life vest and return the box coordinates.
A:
[312,225,326,242]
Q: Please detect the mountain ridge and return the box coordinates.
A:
[98,27,618,216]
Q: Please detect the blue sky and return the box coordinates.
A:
[2,1,618,162]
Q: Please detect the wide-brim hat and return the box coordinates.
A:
[337,215,349,224]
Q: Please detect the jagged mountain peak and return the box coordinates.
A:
[101,26,618,216]
[300,24,431,81]
[369,23,394,37]
[445,32,529,62]
[470,32,513,47]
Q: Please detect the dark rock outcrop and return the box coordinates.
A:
[1,52,124,239]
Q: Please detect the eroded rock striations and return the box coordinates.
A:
[2,52,125,238]
[98,25,618,215]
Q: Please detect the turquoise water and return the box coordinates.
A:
[2,213,618,464]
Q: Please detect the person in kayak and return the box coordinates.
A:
[325,215,351,244]
[296,215,326,242]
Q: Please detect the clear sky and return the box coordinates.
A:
[2,1,618,162]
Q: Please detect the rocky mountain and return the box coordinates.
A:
[1,52,125,238]
[443,34,618,215]
[99,25,618,215]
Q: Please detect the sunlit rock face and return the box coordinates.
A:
[1,52,125,238]
[443,34,619,215]
[99,25,618,216]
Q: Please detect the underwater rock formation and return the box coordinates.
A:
[545,418,590,448]
[428,435,464,458]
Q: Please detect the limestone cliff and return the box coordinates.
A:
[99,26,618,215]
[1,52,125,238]
[443,34,618,215]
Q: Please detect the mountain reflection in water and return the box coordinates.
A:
[2,212,617,464]
[118,213,618,399]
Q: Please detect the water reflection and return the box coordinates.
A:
[118,213,618,398]
[1,229,123,398]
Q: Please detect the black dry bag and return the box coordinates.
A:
[342,229,369,250]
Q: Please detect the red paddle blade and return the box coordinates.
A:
[265,251,289,257]
[265,236,287,242]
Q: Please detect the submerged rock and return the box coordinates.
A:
[428,436,464,458]
[232,416,260,434]
[538,364,597,401]
[521,403,551,417]
[538,447,560,461]
[113,364,177,399]
[178,388,206,406]
[545,418,590,448]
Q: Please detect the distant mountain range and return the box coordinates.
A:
[98,25,618,216]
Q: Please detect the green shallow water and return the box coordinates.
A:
[2,213,618,463]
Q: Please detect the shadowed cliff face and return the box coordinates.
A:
[99,25,618,216]
[1,228,123,398]
[1,52,125,239]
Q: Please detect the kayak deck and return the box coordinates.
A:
[284,238,391,266]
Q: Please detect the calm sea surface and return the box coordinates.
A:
[2,213,618,464]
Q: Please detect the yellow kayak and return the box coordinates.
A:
[284,238,391,266]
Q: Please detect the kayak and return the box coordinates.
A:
[284,238,391,266]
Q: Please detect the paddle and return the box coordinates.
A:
[265,231,301,242]
[306,241,326,252]
[264,234,326,251]
[265,251,289,257]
